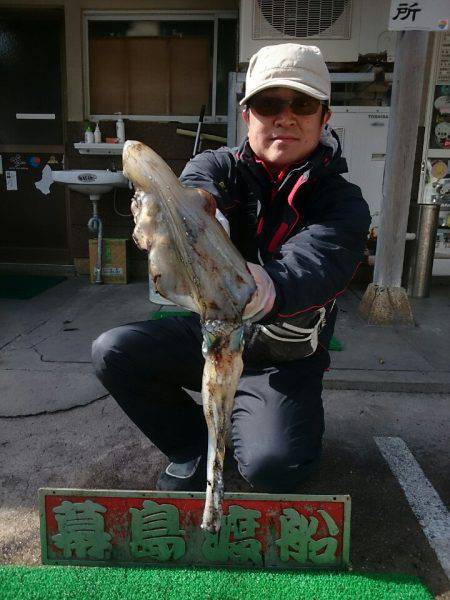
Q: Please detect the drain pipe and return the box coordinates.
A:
[408,203,441,298]
[87,194,103,284]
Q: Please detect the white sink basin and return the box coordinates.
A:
[52,170,128,195]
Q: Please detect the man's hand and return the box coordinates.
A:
[244,263,276,322]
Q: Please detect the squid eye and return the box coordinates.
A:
[206,332,218,348]
[230,327,244,350]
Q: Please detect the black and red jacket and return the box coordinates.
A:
[179,134,371,352]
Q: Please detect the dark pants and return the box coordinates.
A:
[92,315,330,493]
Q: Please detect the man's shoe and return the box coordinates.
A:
[156,455,207,492]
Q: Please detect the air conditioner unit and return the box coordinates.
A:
[239,0,395,63]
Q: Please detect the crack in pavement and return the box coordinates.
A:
[0,394,110,419]
[0,365,92,371]
[32,345,91,364]
[329,367,450,373]
[0,346,91,368]
[0,334,22,352]
[0,319,51,351]
[38,358,92,364]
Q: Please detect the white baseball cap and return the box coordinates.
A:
[240,43,331,105]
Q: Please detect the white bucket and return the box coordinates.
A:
[148,275,175,305]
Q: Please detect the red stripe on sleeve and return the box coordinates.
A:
[268,222,289,253]
[276,262,362,318]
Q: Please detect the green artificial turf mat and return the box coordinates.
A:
[151,309,193,319]
[329,336,343,351]
[0,274,66,299]
[0,565,432,600]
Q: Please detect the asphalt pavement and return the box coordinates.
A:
[0,276,449,597]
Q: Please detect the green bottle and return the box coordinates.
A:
[84,125,94,143]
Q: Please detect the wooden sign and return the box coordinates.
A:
[39,489,351,570]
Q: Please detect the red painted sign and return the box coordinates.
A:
[40,489,350,569]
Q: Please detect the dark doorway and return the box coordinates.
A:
[0,9,69,264]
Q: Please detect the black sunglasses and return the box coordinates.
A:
[248,93,323,117]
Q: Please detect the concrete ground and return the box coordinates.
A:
[0,276,449,598]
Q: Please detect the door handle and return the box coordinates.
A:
[16,114,56,120]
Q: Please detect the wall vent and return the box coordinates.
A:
[252,0,352,40]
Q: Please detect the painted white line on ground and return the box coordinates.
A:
[375,436,450,580]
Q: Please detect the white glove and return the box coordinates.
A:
[243,262,276,322]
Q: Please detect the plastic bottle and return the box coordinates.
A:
[84,125,94,143]
[94,123,101,143]
[116,116,125,143]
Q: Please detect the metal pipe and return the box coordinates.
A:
[409,204,440,298]
[94,215,103,284]
[87,194,103,284]
[192,105,206,157]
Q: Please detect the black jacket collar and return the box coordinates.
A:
[237,131,348,189]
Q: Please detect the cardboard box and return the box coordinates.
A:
[89,238,129,284]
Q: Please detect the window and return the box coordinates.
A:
[84,12,237,122]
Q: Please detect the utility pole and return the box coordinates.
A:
[359,30,430,325]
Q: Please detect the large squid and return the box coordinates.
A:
[122,141,256,533]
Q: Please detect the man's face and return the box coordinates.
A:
[242,87,331,171]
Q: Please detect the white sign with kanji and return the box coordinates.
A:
[389,1,449,31]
